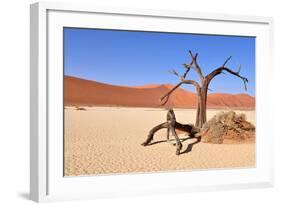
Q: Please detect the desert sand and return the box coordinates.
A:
[64,107,255,176]
[64,76,255,109]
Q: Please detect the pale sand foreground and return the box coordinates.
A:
[64,107,255,176]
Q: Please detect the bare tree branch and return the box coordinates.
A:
[182,63,192,68]
[160,78,200,105]
[188,50,204,82]
[160,82,183,105]
[181,57,194,78]
[206,64,248,91]
[169,69,180,78]
[237,64,241,73]
[160,57,195,105]
[180,78,201,90]
[222,56,232,67]
[160,95,170,106]
[182,64,191,78]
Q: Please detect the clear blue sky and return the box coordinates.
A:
[64,28,255,96]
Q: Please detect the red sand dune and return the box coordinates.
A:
[64,76,255,109]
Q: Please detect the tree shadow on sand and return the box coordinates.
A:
[145,135,201,155]
[180,136,201,155]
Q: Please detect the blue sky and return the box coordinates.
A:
[64,28,255,96]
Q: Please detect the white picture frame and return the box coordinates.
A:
[30,2,274,202]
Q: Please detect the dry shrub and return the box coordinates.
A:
[201,111,255,144]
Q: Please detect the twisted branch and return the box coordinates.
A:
[206,57,248,91]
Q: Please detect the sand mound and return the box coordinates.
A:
[201,111,255,144]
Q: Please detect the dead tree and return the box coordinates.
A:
[161,50,248,128]
[142,51,249,155]
[141,109,200,155]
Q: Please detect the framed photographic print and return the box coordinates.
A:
[30,2,274,202]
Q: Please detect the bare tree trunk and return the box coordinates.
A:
[199,95,204,128]
[197,83,208,128]
[195,105,200,127]
[195,95,201,127]
[202,84,208,124]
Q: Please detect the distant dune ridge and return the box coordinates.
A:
[64,76,255,109]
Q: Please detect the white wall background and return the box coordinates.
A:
[0,0,280,204]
